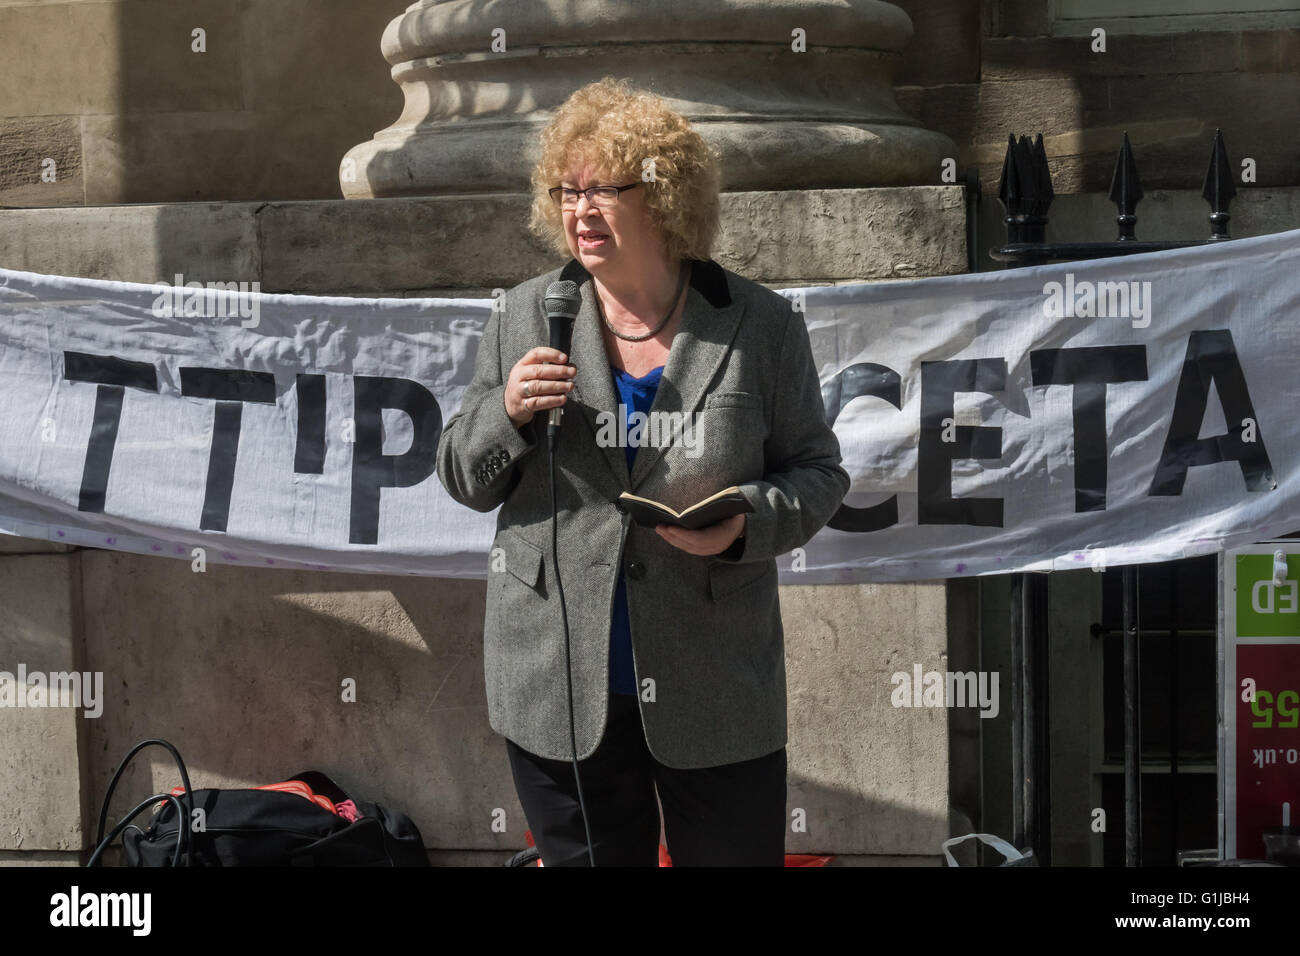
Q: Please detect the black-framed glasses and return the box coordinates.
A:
[548,182,640,209]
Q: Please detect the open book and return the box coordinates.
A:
[615,486,753,530]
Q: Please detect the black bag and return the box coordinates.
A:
[89,738,429,866]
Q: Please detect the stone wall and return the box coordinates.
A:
[0,187,971,865]
[896,0,1300,195]
[0,0,405,206]
[4,1,1294,206]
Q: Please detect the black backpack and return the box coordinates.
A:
[89,739,429,867]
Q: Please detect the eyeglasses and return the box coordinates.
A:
[548,183,640,209]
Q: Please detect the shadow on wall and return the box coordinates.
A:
[78,552,949,863]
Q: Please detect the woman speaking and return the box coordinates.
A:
[436,77,850,866]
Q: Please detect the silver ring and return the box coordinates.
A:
[524,379,534,399]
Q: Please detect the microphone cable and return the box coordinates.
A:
[548,425,597,866]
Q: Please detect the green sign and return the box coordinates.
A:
[1235,553,1300,637]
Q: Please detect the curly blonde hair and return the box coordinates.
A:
[528,77,722,263]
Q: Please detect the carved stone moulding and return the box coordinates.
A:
[341,0,956,197]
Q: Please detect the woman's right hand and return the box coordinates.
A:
[505,347,576,429]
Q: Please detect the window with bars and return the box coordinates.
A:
[1093,555,1219,865]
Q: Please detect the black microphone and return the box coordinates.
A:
[541,278,597,864]
[544,280,581,445]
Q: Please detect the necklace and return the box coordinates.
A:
[596,260,688,342]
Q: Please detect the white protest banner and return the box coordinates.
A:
[1,227,1297,583]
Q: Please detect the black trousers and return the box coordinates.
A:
[505,692,787,866]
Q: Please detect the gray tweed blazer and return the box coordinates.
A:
[436,256,850,769]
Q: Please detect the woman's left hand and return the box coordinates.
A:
[655,513,745,556]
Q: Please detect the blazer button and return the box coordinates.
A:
[626,561,646,580]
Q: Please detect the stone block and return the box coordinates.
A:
[0,554,87,852]
[1242,29,1300,72]
[0,203,259,283]
[0,116,82,208]
[81,111,261,205]
[894,0,982,87]
[982,33,1244,81]
[78,550,520,852]
[238,0,406,110]
[782,580,951,855]
[257,195,557,294]
[0,535,74,555]
[0,1,242,117]
[720,186,968,281]
[987,0,1051,38]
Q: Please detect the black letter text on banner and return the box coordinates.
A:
[919,358,1006,527]
[1030,345,1149,512]
[1148,330,1275,496]
[63,352,159,514]
[181,368,277,532]
[350,377,442,545]
[294,373,326,474]
[823,363,902,533]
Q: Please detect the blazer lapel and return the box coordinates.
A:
[546,257,745,493]
[562,262,630,489]
[629,261,743,490]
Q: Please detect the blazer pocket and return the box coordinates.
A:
[708,558,776,601]
[494,527,543,589]
[704,390,763,410]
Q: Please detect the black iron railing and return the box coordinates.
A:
[988,129,1245,868]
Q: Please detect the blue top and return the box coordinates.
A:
[608,364,665,695]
